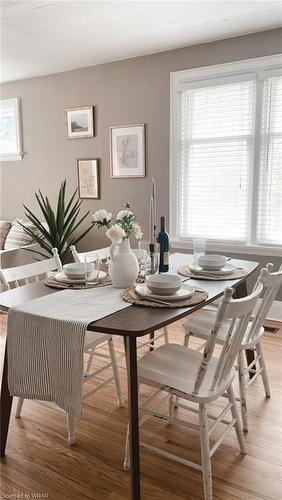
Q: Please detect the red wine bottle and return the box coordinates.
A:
[157,216,169,272]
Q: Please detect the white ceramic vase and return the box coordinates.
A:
[109,238,139,288]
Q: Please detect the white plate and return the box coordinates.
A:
[135,283,195,301]
[189,263,236,276]
[55,271,106,284]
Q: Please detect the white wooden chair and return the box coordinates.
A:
[0,248,62,290]
[70,245,111,263]
[182,265,282,431]
[123,279,264,500]
[1,249,124,445]
[70,245,169,353]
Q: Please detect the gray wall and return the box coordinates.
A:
[1,28,281,296]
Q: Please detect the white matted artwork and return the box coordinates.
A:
[110,124,145,178]
[77,159,100,199]
[65,106,94,139]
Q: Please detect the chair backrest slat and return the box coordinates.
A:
[210,313,252,392]
[217,313,252,386]
[210,318,236,392]
[193,287,233,394]
[192,269,267,395]
[0,248,61,291]
[214,285,263,390]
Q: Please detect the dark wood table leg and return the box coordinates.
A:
[234,280,248,300]
[124,336,141,500]
[1,343,13,457]
[235,280,256,378]
[149,332,154,351]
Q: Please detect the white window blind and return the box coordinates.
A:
[0,97,23,161]
[257,75,282,245]
[171,56,282,251]
[178,80,255,242]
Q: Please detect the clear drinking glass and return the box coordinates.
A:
[84,252,100,287]
[193,239,206,264]
[138,240,151,270]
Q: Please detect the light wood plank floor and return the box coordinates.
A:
[0,311,281,500]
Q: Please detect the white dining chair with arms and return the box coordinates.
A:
[123,275,265,500]
[182,264,282,431]
[1,249,124,445]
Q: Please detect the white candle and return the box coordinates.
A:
[152,178,156,243]
[150,195,154,244]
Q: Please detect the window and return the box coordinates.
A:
[170,55,282,249]
[0,97,23,161]
[257,75,282,246]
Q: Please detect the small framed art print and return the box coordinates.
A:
[110,123,145,178]
[65,106,94,139]
[77,159,100,199]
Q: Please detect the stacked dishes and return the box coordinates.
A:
[189,255,236,277]
[135,274,195,301]
[55,263,106,284]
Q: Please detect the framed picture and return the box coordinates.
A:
[110,123,145,178]
[77,159,100,199]
[65,106,94,139]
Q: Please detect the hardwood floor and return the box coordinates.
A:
[0,311,281,500]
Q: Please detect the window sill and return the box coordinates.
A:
[170,240,282,258]
[0,153,23,161]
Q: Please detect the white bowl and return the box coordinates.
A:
[145,274,182,296]
[63,262,93,280]
[198,254,227,271]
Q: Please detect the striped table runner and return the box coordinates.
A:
[7,286,131,419]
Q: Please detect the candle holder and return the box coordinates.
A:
[148,243,158,275]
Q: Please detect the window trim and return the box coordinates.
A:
[0,97,23,161]
[170,239,282,258]
[170,54,282,252]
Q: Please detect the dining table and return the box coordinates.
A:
[0,253,259,500]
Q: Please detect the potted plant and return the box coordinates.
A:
[19,180,93,265]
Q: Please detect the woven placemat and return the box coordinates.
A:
[121,288,208,308]
[177,265,248,281]
[45,271,112,289]
[45,271,146,290]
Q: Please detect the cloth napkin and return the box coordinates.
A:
[7,287,131,419]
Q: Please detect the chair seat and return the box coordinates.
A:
[84,330,110,350]
[138,343,235,401]
[183,310,264,347]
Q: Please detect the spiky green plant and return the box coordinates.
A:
[19,180,93,264]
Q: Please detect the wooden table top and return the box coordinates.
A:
[0,254,259,337]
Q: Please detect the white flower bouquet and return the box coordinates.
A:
[92,205,143,243]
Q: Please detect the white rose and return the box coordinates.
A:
[93,209,112,223]
[132,223,143,239]
[106,224,126,242]
[116,209,133,220]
